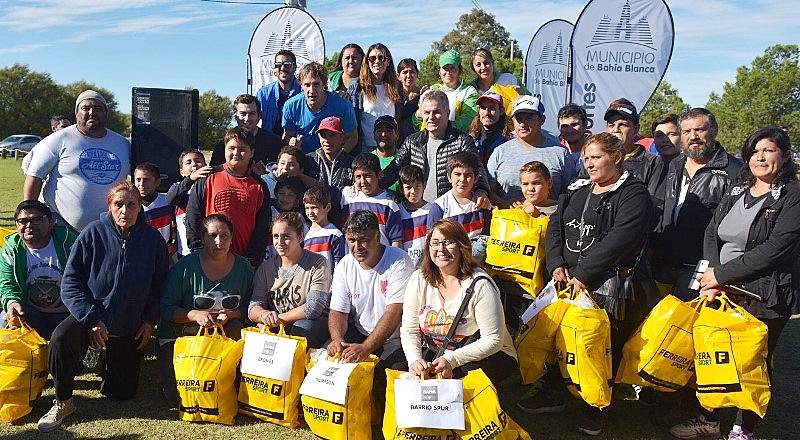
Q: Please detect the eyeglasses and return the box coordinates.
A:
[368,55,387,63]
[429,239,458,250]
[15,216,46,226]
[194,292,240,311]
[274,61,295,69]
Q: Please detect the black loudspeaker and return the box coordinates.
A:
[131,88,199,192]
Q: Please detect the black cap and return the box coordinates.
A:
[604,103,639,124]
[374,115,398,130]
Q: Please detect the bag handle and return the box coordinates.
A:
[3,315,33,332]
[195,323,227,338]
[435,274,492,359]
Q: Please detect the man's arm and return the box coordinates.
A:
[351,303,402,356]
[327,309,350,356]
[23,175,43,201]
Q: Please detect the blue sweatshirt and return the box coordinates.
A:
[61,211,169,337]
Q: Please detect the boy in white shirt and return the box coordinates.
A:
[397,165,442,267]
[303,185,346,272]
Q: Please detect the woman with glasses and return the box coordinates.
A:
[157,213,253,405]
[346,43,404,153]
[400,218,516,383]
[38,182,169,432]
[328,43,364,96]
[249,211,331,348]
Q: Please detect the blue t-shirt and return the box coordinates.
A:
[282,91,357,153]
[487,137,576,200]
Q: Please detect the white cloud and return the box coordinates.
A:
[0,43,51,56]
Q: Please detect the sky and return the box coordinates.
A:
[1,0,799,119]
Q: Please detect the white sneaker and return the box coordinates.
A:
[37,399,76,432]
[728,425,755,440]
[669,415,721,439]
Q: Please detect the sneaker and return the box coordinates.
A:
[578,407,605,436]
[637,386,660,407]
[517,391,566,414]
[614,383,640,401]
[728,425,755,440]
[37,399,76,433]
[669,415,721,439]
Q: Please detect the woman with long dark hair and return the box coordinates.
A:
[328,43,364,95]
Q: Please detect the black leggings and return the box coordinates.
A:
[49,315,143,401]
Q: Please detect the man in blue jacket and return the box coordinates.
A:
[0,200,76,339]
[256,49,301,137]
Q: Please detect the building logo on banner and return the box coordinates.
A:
[569,0,674,131]
[525,19,574,134]
[248,6,324,93]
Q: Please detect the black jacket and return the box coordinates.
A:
[380,123,489,198]
[654,144,742,267]
[704,180,800,319]
[546,171,652,290]
[305,149,354,188]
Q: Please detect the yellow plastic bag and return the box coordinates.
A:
[173,325,244,425]
[485,207,549,296]
[617,295,702,391]
[555,290,612,409]
[238,324,307,427]
[0,319,48,422]
[693,293,770,417]
[299,354,379,440]
[514,283,571,384]
[383,368,532,440]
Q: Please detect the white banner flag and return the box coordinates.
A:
[525,19,574,135]
[569,0,674,132]
[247,6,325,94]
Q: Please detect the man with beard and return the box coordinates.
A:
[557,103,589,172]
[652,108,742,299]
[371,115,400,193]
[256,50,301,138]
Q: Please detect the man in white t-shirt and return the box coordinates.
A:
[0,200,77,339]
[23,90,130,233]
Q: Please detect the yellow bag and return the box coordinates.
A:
[173,325,244,425]
[693,293,770,417]
[299,354,379,440]
[238,324,307,427]
[0,319,48,422]
[555,290,612,409]
[383,369,532,440]
[617,295,702,391]
[485,207,549,296]
[514,283,571,384]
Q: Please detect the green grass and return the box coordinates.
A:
[1,319,798,439]
[1,157,798,438]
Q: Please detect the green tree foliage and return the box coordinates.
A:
[0,64,67,137]
[707,44,800,151]
[0,64,130,138]
[324,52,340,76]
[418,8,523,87]
[639,81,691,137]
[198,89,233,150]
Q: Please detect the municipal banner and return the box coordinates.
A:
[569,0,674,132]
[525,19,574,134]
[247,6,325,94]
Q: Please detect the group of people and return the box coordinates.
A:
[1,42,798,440]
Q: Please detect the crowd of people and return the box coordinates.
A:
[1,43,799,440]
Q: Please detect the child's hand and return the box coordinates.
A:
[190,165,212,181]
[521,200,540,217]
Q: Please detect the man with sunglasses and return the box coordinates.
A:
[0,200,77,339]
[256,50,302,138]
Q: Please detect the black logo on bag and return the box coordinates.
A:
[522,245,535,256]
[271,384,283,395]
[332,411,344,424]
[566,352,576,365]
[420,385,438,401]
[715,351,730,364]
[323,367,339,377]
[203,380,215,392]
[262,340,277,356]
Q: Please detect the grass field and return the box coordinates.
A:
[1,156,797,439]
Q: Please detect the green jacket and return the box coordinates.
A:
[0,224,76,311]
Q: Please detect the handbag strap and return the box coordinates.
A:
[435,274,492,359]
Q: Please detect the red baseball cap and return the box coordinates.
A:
[317,116,343,134]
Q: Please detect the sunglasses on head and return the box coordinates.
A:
[194,293,240,311]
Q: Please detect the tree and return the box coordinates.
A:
[198,89,233,150]
[0,64,65,137]
[639,81,691,137]
[707,44,800,151]
[418,8,523,87]
[324,52,340,76]
[61,80,129,137]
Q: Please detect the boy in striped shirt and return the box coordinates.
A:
[134,162,174,254]
[303,185,346,271]
[398,165,442,267]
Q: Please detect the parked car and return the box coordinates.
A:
[0,134,42,152]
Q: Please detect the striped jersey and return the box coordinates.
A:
[340,187,403,245]
[304,223,347,272]
[399,202,443,267]
[143,193,172,243]
[433,191,487,239]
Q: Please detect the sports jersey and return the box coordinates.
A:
[399,202,443,267]
[143,193,172,243]
[304,223,347,271]
[340,187,403,245]
[433,191,487,239]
